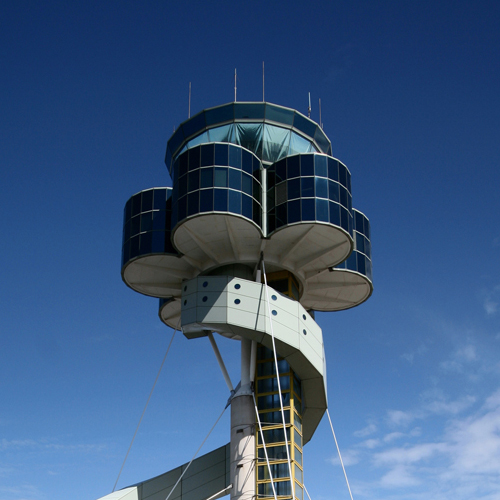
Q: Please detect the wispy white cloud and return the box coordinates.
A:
[379,464,420,487]
[401,343,428,364]
[386,409,415,427]
[329,448,360,467]
[353,423,377,437]
[482,285,500,316]
[364,388,500,498]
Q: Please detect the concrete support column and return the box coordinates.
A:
[230,394,255,500]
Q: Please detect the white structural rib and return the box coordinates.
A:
[182,224,221,264]
[279,226,315,263]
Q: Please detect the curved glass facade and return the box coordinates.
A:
[267,153,353,236]
[165,102,332,171]
[171,143,263,230]
[334,209,372,282]
[121,188,177,268]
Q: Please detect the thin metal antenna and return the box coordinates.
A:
[308,92,311,118]
[319,97,323,129]
[234,68,237,102]
[262,61,265,102]
[188,82,191,118]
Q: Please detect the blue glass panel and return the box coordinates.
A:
[205,104,234,126]
[214,167,228,187]
[142,190,153,211]
[214,143,228,166]
[178,196,187,221]
[187,132,209,149]
[340,207,348,231]
[366,259,373,281]
[293,112,318,138]
[130,235,140,259]
[346,170,352,193]
[189,147,200,171]
[167,127,185,156]
[235,102,264,119]
[300,155,314,176]
[188,170,199,192]
[179,174,188,198]
[328,180,339,202]
[365,218,371,240]
[287,155,300,179]
[267,212,276,233]
[355,211,364,232]
[200,167,213,188]
[229,146,242,169]
[316,177,328,199]
[301,177,314,197]
[242,173,252,195]
[140,231,152,255]
[348,213,353,236]
[267,169,276,189]
[242,149,252,173]
[132,193,141,216]
[288,199,300,223]
[152,231,165,253]
[253,200,261,227]
[277,203,287,227]
[235,123,263,157]
[228,189,241,214]
[253,179,261,203]
[328,157,338,181]
[289,131,312,155]
[200,189,213,212]
[228,168,241,190]
[242,194,252,219]
[188,191,199,216]
[314,127,331,154]
[201,144,214,166]
[265,104,294,125]
[153,189,166,210]
[165,148,172,174]
[209,124,233,143]
[123,219,131,242]
[276,158,286,182]
[181,111,206,139]
[339,162,347,187]
[130,215,140,236]
[339,186,348,208]
[314,155,328,177]
[345,251,357,271]
[301,199,315,221]
[316,199,329,222]
[288,178,300,200]
[179,151,188,177]
[141,212,152,232]
[214,188,228,211]
[356,232,365,254]
[329,201,340,226]
[262,125,290,163]
[152,210,166,230]
[252,155,260,175]
[357,253,366,275]
[124,199,132,221]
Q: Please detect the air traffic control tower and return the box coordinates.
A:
[107,102,372,500]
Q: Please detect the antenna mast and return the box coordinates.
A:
[319,98,322,129]
[188,82,191,118]
[262,61,265,102]
[234,68,237,102]
[308,92,311,118]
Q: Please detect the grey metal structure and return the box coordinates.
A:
[104,101,373,500]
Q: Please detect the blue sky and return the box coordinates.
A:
[1,1,500,499]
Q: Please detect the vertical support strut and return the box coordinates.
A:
[230,338,255,500]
